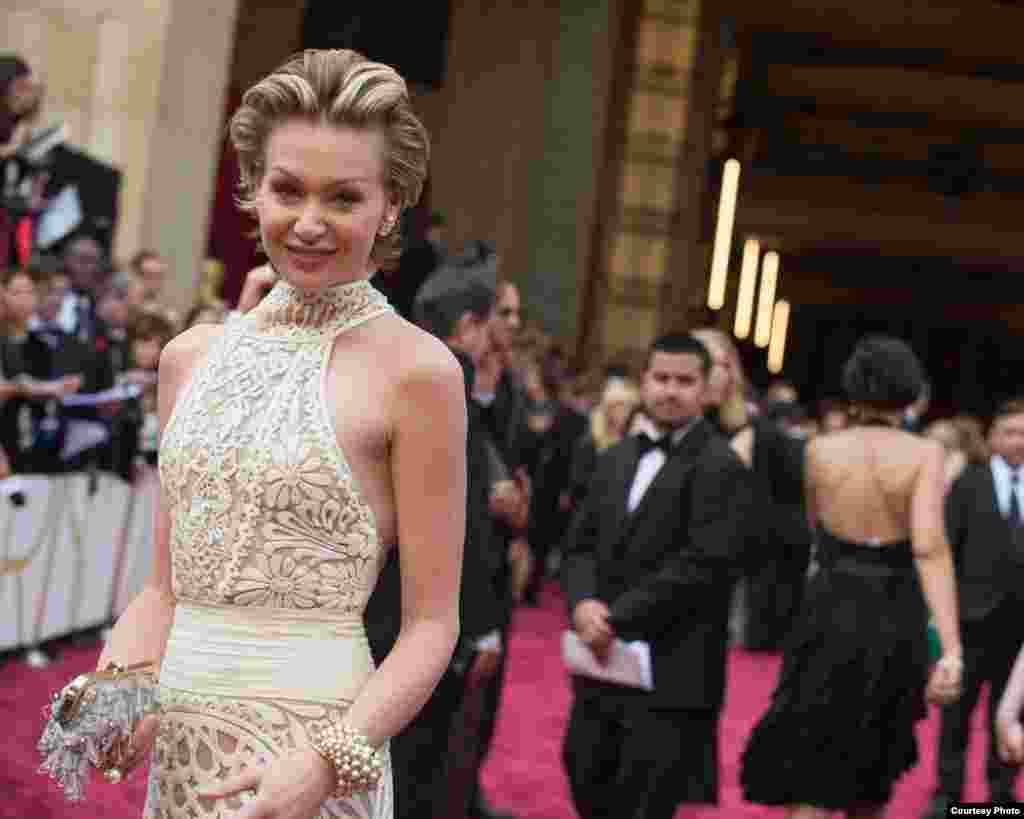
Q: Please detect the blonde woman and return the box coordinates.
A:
[692,327,750,438]
[97,50,464,819]
[925,415,989,489]
[567,377,640,510]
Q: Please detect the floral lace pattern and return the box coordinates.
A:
[159,277,393,612]
[144,688,391,819]
[151,277,395,819]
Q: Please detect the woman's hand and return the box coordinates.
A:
[237,265,278,315]
[100,712,160,781]
[199,748,336,819]
[997,710,1024,766]
[926,654,963,705]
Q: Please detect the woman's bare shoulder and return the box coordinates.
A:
[811,427,943,477]
[370,315,464,405]
[159,324,225,385]
[382,314,460,375]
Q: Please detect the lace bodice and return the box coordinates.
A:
[159,277,393,612]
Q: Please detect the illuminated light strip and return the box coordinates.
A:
[733,238,760,339]
[754,250,779,348]
[767,299,791,374]
[706,158,741,310]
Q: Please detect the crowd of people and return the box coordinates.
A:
[3,46,1024,819]
[0,239,226,485]
[0,237,229,667]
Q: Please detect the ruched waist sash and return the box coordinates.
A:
[159,601,374,703]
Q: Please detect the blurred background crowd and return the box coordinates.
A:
[4,0,1024,816]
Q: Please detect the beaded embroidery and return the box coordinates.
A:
[158,277,393,611]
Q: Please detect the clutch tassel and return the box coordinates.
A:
[37,662,159,801]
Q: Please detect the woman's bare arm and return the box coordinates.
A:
[97,325,221,670]
[997,643,1024,764]
[340,334,466,747]
[911,440,962,664]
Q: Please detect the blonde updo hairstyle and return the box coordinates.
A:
[229,49,430,270]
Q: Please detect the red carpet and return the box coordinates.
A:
[0,588,1012,818]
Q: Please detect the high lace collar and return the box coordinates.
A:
[251,276,392,337]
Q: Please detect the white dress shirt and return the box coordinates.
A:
[990,455,1024,519]
[627,415,697,513]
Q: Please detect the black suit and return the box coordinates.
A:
[479,367,529,472]
[933,461,1024,802]
[561,419,753,819]
[0,331,63,473]
[364,350,505,819]
[524,402,588,603]
[465,364,529,817]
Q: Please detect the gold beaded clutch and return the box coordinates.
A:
[37,661,159,801]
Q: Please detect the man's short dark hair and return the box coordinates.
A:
[645,332,712,376]
[415,279,495,341]
[992,399,1024,427]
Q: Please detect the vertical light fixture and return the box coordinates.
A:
[754,250,779,348]
[706,158,741,310]
[733,238,760,339]
[767,299,791,374]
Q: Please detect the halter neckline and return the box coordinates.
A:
[252,274,391,335]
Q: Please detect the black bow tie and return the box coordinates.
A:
[636,432,675,457]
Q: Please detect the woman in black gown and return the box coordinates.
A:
[741,336,963,819]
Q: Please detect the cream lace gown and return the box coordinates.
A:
[146,278,394,819]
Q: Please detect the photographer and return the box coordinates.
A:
[0,55,46,269]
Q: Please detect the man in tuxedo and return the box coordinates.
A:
[561,332,753,819]
[923,399,1024,817]
[364,263,508,819]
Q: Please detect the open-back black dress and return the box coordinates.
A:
[740,526,930,808]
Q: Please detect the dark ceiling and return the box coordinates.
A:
[716,0,1024,306]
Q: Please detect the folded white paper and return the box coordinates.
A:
[61,420,109,459]
[36,183,83,249]
[61,383,142,407]
[561,630,654,692]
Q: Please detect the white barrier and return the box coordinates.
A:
[0,467,157,652]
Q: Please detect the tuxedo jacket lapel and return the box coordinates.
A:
[614,420,712,555]
[976,465,1011,540]
[601,441,642,560]
[986,467,1022,549]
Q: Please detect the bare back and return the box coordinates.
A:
[809,426,937,545]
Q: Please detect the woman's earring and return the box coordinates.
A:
[379,215,397,237]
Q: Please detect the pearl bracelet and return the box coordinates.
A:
[309,721,385,800]
[937,654,964,673]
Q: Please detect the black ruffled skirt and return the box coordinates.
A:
[741,533,930,809]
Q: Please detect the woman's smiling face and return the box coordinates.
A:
[255,119,398,290]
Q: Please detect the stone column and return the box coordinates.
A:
[1,0,240,313]
[657,3,727,335]
[518,0,625,342]
[137,0,241,314]
[573,0,727,366]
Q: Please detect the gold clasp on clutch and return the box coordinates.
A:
[54,661,158,728]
